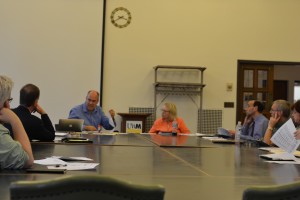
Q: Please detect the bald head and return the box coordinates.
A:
[85,90,99,112]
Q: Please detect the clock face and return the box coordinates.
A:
[110,7,132,28]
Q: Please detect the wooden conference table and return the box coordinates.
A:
[1,133,300,200]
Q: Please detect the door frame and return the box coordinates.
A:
[236,60,300,123]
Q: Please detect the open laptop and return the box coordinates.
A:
[57,119,84,132]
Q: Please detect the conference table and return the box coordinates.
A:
[1,133,300,200]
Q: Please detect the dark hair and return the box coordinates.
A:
[20,84,40,107]
[253,101,265,113]
[291,100,300,113]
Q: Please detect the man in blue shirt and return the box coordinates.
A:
[240,100,269,141]
[68,90,116,131]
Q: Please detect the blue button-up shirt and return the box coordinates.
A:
[241,114,269,141]
[68,103,114,130]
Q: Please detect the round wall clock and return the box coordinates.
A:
[110,7,132,28]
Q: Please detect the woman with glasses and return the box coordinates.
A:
[0,75,34,169]
[263,99,291,145]
[149,102,190,134]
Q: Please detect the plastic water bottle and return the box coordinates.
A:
[172,120,178,136]
[235,121,242,142]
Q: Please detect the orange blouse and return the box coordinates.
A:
[149,117,190,133]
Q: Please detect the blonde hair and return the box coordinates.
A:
[0,75,13,107]
[164,102,177,119]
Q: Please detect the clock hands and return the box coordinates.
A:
[114,15,128,22]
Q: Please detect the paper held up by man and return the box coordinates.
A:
[271,118,300,154]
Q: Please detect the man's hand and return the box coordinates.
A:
[243,115,253,126]
[269,112,281,129]
[109,109,115,118]
[228,130,236,136]
[295,129,300,140]
[35,103,46,115]
[84,125,97,131]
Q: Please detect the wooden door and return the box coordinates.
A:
[237,62,274,123]
[273,80,288,100]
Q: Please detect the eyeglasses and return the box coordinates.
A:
[161,109,170,113]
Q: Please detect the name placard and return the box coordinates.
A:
[126,120,143,133]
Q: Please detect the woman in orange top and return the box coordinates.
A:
[149,102,190,134]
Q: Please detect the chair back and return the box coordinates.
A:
[10,175,165,200]
[243,181,300,200]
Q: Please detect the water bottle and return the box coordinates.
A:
[235,121,242,142]
[172,120,178,136]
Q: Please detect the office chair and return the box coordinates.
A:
[10,175,165,200]
[242,181,300,200]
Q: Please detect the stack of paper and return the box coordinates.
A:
[34,156,99,170]
[260,119,300,164]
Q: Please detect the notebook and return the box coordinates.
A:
[217,127,232,138]
[58,119,84,132]
[259,153,297,161]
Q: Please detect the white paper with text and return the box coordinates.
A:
[271,118,300,153]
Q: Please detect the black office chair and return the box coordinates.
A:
[10,175,165,200]
[242,181,300,200]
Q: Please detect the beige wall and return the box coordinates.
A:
[104,0,300,131]
[0,0,103,125]
[1,0,300,132]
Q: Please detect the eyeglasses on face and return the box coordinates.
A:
[161,109,170,113]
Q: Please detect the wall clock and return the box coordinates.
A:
[110,7,132,28]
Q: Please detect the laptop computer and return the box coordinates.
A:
[58,119,84,132]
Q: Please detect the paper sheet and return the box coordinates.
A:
[260,152,297,161]
[51,156,93,161]
[55,132,68,136]
[202,136,221,141]
[194,133,216,137]
[34,158,67,165]
[265,160,300,164]
[47,163,99,170]
[179,133,204,136]
[270,118,300,153]
[34,157,98,170]
[259,147,285,153]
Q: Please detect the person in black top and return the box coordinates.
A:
[6,84,55,141]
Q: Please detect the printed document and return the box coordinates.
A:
[48,163,99,170]
[271,118,300,154]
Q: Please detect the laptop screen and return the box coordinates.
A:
[58,119,84,132]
